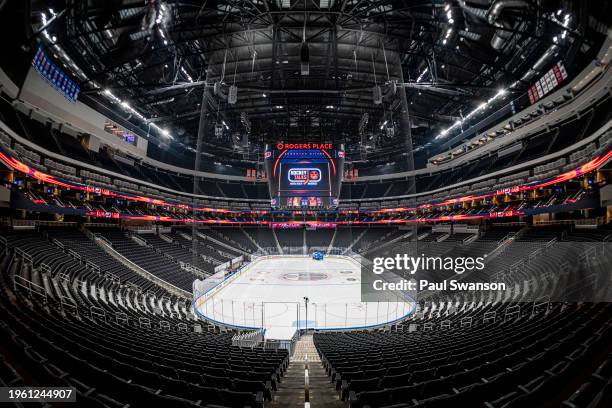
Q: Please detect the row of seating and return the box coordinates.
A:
[315,303,612,407]
[1,102,610,212]
[0,233,289,407]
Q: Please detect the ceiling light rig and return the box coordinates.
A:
[416,67,429,83]
[435,88,508,140]
[441,3,454,45]
[445,3,454,25]
[155,3,194,85]
[552,10,572,42]
[103,89,173,140]
[41,6,177,144]
[39,10,91,84]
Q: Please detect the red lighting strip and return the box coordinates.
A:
[321,149,337,176]
[272,149,288,178]
[0,146,610,216]
[83,209,525,225]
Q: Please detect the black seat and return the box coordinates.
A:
[342,377,379,401]
[189,385,224,406]
[389,384,424,406]
[352,388,392,408]
[220,389,263,408]
[421,376,454,399]
[203,373,233,390]
[177,369,204,385]
[160,375,192,399]
[379,372,411,389]
[561,381,605,408]
[233,378,271,401]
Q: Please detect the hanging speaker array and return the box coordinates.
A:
[228,85,238,104]
[300,43,310,76]
[373,85,382,104]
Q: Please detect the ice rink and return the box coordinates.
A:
[195,255,415,340]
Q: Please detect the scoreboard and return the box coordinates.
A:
[265,143,344,209]
[32,46,80,103]
[527,61,568,105]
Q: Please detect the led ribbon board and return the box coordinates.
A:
[0,144,610,218]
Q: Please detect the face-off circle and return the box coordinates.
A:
[281,272,328,281]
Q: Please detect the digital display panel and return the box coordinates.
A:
[265,143,344,209]
[32,46,80,103]
[279,159,330,195]
[104,121,138,146]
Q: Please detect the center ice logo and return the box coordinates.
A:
[288,168,321,185]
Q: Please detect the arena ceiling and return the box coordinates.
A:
[14,0,606,160]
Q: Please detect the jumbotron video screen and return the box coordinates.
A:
[264,143,344,209]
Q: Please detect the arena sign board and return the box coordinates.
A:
[264,143,345,209]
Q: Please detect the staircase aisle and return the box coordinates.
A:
[270,333,343,408]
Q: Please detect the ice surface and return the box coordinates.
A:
[195,256,414,340]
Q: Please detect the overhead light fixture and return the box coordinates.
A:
[180,66,193,82]
[262,93,267,98]
[435,87,508,140]
[417,67,429,83]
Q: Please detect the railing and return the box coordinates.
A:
[14,247,33,264]
[232,329,265,348]
[13,275,47,302]
[214,255,245,274]
[251,247,351,257]
[263,329,300,354]
[91,306,106,321]
[179,262,208,278]
[115,312,128,325]
[60,299,78,316]
[93,234,191,299]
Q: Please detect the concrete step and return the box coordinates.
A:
[271,334,343,408]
